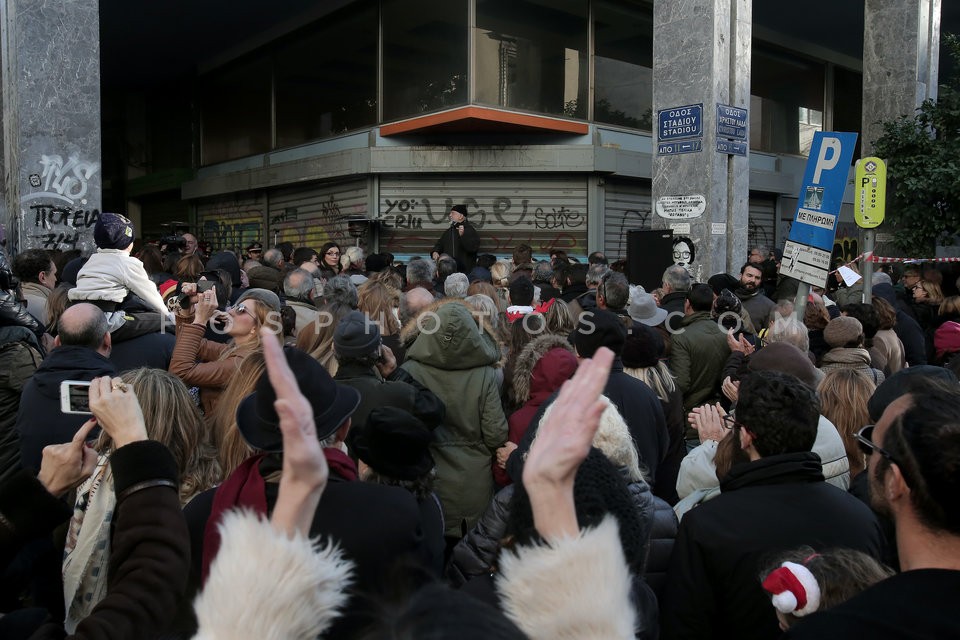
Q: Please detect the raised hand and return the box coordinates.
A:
[522,347,614,540]
[88,376,148,448]
[260,328,328,538]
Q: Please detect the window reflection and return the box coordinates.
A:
[750,45,825,156]
[382,0,469,121]
[199,56,271,166]
[475,0,588,118]
[274,1,377,147]
[593,0,653,130]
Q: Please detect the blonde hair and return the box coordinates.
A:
[295,302,352,376]
[917,280,944,303]
[939,295,960,317]
[623,361,676,403]
[221,298,283,357]
[817,369,876,478]
[358,280,401,335]
[208,352,265,475]
[99,368,221,504]
[539,396,644,482]
[543,299,575,336]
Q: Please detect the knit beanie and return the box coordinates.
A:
[824,316,863,348]
[334,310,381,358]
[621,323,664,369]
[506,448,646,574]
[94,212,134,250]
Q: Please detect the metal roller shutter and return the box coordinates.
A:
[748,193,777,252]
[603,180,652,261]
[378,175,588,261]
[268,180,369,251]
[196,192,266,254]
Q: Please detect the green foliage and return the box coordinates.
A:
[873,33,960,255]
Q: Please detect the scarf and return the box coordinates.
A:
[63,455,115,633]
[201,448,358,583]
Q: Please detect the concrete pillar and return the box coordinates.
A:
[651,0,751,281]
[0,0,101,255]
[862,0,940,155]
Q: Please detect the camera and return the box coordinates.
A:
[160,235,186,252]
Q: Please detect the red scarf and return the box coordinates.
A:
[201,449,357,583]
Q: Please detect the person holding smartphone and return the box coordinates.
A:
[168,285,283,415]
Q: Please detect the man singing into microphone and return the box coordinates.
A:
[431,204,480,272]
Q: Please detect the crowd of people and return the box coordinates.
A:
[0,209,958,639]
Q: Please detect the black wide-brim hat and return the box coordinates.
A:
[347,407,435,480]
[236,347,361,453]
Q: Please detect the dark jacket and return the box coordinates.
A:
[646,492,679,601]
[661,452,885,640]
[654,386,686,505]
[433,222,480,272]
[15,346,116,472]
[334,361,445,431]
[108,331,176,373]
[659,290,687,334]
[0,290,45,340]
[205,251,242,288]
[668,311,731,415]
[507,358,669,486]
[0,327,43,484]
[873,283,927,365]
[10,441,188,640]
[735,286,775,330]
[184,461,427,639]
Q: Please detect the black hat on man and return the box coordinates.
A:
[334,311,381,358]
[451,204,468,217]
[570,308,627,358]
[349,407,435,480]
[237,347,360,452]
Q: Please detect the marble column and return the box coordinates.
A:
[651,0,751,281]
[0,0,101,254]
[862,0,941,155]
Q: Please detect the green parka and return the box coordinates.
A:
[401,301,507,538]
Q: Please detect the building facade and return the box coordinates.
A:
[1,0,948,278]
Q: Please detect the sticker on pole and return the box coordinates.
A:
[854,157,886,229]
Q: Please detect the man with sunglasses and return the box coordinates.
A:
[785,379,960,639]
[661,371,884,640]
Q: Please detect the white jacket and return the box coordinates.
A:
[69,249,168,316]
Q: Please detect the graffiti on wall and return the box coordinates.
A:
[270,194,355,249]
[20,152,100,251]
[379,195,586,255]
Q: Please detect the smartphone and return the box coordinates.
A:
[60,380,93,415]
[197,280,216,293]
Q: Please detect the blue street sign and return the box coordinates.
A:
[716,139,748,156]
[716,104,748,140]
[786,131,858,252]
[658,139,703,156]
[657,104,703,142]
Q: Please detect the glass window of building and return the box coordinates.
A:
[832,66,863,160]
[474,0,588,118]
[750,45,825,155]
[275,1,377,147]
[381,0,468,121]
[199,55,272,165]
[593,0,653,130]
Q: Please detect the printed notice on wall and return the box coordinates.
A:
[655,194,706,219]
[669,222,691,235]
[711,223,727,235]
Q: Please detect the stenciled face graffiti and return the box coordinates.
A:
[672,236,695,268]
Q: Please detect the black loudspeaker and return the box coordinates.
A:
[626,229,674,292]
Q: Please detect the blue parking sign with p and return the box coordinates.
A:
[788,132,858,251]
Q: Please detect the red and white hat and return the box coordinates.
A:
[761,561,821,617]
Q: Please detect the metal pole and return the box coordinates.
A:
[794,281,810,324]
[862,229,875,303]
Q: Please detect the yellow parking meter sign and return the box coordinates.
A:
[855,157,886,228]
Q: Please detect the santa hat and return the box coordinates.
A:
[761,561,821,617]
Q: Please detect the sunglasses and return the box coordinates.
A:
[230,303,257,321]
[721,414,742,430]
[855,425,896,459]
